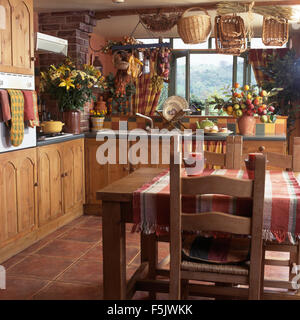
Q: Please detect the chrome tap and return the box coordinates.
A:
[135,113,154,131]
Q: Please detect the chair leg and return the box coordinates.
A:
[181,279,189,300]
[261,243,266,298]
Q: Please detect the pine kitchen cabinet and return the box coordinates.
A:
[0,0,34,75]
[84,138,129,215]
[37,138,85,227]
[84,137,169,215]
[0,138,85,264]
[0,147,38,259]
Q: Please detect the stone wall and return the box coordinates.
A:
[38,10,98,132]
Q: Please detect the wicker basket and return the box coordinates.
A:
[140,12,181,32]
[262,16,289,47]
[215,15,247,56]
[177,7,212,44]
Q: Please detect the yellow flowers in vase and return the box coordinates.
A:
[40,58,106,112]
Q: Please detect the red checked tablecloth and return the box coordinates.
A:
[133,169,300,244]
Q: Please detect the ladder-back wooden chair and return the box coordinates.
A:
[258,137,300,294]
[258,137,300,172]
[204,136,243,169]
[169,139,266,300]
[144,135,244,299]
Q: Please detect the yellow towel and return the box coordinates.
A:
[7,89,24,147]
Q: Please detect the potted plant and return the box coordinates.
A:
[40,58,105,134]
[89,109,107,132]
[213,83,281,135]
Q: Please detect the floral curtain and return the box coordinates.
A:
[133,50,164,116]
[248,48,289,87]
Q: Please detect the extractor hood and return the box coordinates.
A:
[36,32,68,56]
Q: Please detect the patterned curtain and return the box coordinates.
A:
[248,48,289,87]
[133,50,163,116]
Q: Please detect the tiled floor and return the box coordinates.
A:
[0,215,293,300]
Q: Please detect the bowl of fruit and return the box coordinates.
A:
[213,84,281,136]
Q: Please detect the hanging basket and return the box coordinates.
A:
[140,12,181,32]
[215,15,247,55]
[177,7,212,44]
[262,16,289,47]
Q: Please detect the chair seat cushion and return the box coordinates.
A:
[182,235,251,264]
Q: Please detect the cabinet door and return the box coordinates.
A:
[85,139,109,205]
[0,0,12,69]
[17,150,37,232]
[0,158,18,245]
[0,0,34,75]
[62,142,75,213]
[73,139,85,206]
[108,139,129,184]
[0,148,37,247]
[37,145,64,226]
[62,139,85,213]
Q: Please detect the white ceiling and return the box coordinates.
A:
[34,0,300,38]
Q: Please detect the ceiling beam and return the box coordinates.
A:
[95,1,300,20]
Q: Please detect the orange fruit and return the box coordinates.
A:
[244,85,250,91]
[234,83,240,89]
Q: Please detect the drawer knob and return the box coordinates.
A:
[259,146,265,152]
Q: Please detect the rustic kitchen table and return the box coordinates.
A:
[97,168,300,300]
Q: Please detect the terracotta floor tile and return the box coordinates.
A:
[67,216,91,227]
[57,259,102,285]
[264,265,290,281]
[35,239,93,260]
[0,276,48,300]
[2,253,27,270]
[79,216,102,230]
[126,231,141,247]
[19,238,52,256]
[83,244,103,260]
[42,225,72,241]
[7,255,74,280]
[60,227,102,243]
[126,247,140,265]
[33,282,102,300]
[129,252,141,267]
[265,251,290,260]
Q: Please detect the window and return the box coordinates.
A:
[136,37,278,115]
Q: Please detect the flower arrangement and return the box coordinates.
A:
[89,109,107,118]
[40,58,106,112]
[212,83,282,123]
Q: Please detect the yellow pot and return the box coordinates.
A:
[41,121,65,134]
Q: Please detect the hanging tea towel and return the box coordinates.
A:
[7,89,24,147]
[0,89,11,122]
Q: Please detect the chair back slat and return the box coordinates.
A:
[258,137,300,171]
[181,175,253,198]
[263,152,292,170]
[182,212,252,235]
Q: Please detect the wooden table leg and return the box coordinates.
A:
[102,201,126,300]
[141,233,158,299]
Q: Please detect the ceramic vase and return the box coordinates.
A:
[237,114,256,136]
[62,110,81,134]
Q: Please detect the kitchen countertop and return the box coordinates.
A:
[85,131,286,141]
[35,132,287,148]
[36,133,85,146]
